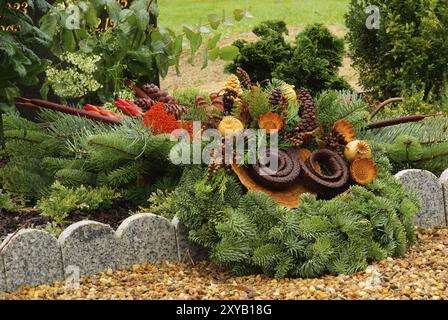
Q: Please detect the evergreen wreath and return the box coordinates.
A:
[4,69,436,279]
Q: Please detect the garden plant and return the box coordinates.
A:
[0,0,447,301]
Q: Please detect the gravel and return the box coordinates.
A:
[1,228,447,300]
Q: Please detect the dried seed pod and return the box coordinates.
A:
[258,112,284,132]
[344,140,372,162]
[332,119,356,145]
[350,158,378,185]
[222,88,239,115]
[143,83,176,104]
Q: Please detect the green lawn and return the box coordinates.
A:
[157,0,350,33]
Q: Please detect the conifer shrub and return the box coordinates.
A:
[168,156,419,278]
[226,20,292,84]
[346,0,448,104]
[226,21,350,94]
[37,182,120,227]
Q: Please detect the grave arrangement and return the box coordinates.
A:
[2,68,433,278]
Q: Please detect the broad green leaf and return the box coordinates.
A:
[207,32,221,50]
[135,9,150,31]
[39,13,58,38]
[4,86,19,102]
[152,40,166,54]
[209,47,220,61]
[0,102,13,113]
[105,0,121,22]
[85,2,98,27]
[233,9,245,22]
[40,82,49,100]
[62,29,77,51]
[208,13,220,30]
[219,45,239,61]
[184,27,202,63]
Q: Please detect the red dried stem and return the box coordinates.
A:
[16,98,122,125]
[123,80,150,99]
[365,113,442,130]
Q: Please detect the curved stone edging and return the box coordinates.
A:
[440,169,448,226]
[0,213,207,294]
[116,213,178,267]
[1,167,448,293]
[59,221,120,276]
[395,169,446,228]
[0,229,63,292]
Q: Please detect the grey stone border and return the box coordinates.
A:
[1,168,447,293]
[0,213,206,294]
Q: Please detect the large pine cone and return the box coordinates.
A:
[296,88,317,133]
[164,103,187,119]
[222,89,239,115]
[143,83,176,104]
[236,67,252,89]
[134,98,155,111]
[269,88,283,106]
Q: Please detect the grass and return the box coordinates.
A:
[157,0,349,33]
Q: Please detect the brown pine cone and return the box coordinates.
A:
[222,88,238,115]
[134,98,155,111]
[283,129,317,147]
[143,83,176,104]
[326,130,345,155]
[236,67,252,89]
[269,88,282,106]
[164,103,188,119]
[296,88,317,133]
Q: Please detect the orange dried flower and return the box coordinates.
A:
[143,102,181,135]
[258,112,284,132]
[350,158,378,186]
[333,119,355,144]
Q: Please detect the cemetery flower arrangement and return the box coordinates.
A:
[7,66,448,278]
[1,1,447,280]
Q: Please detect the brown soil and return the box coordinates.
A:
[0,201,136,241]
[161,24,360,94]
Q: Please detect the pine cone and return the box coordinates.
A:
[236,67,252,89]
[134,98,155,111]
[143,83,176,104]
[296,88,317,133]
[164,103,187,119]
[236,99,251,125]
[269,88,283,106]
[222,89,238,115]
[222,74,243,96]
[283,129,317,147]
[326,130,345,155]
